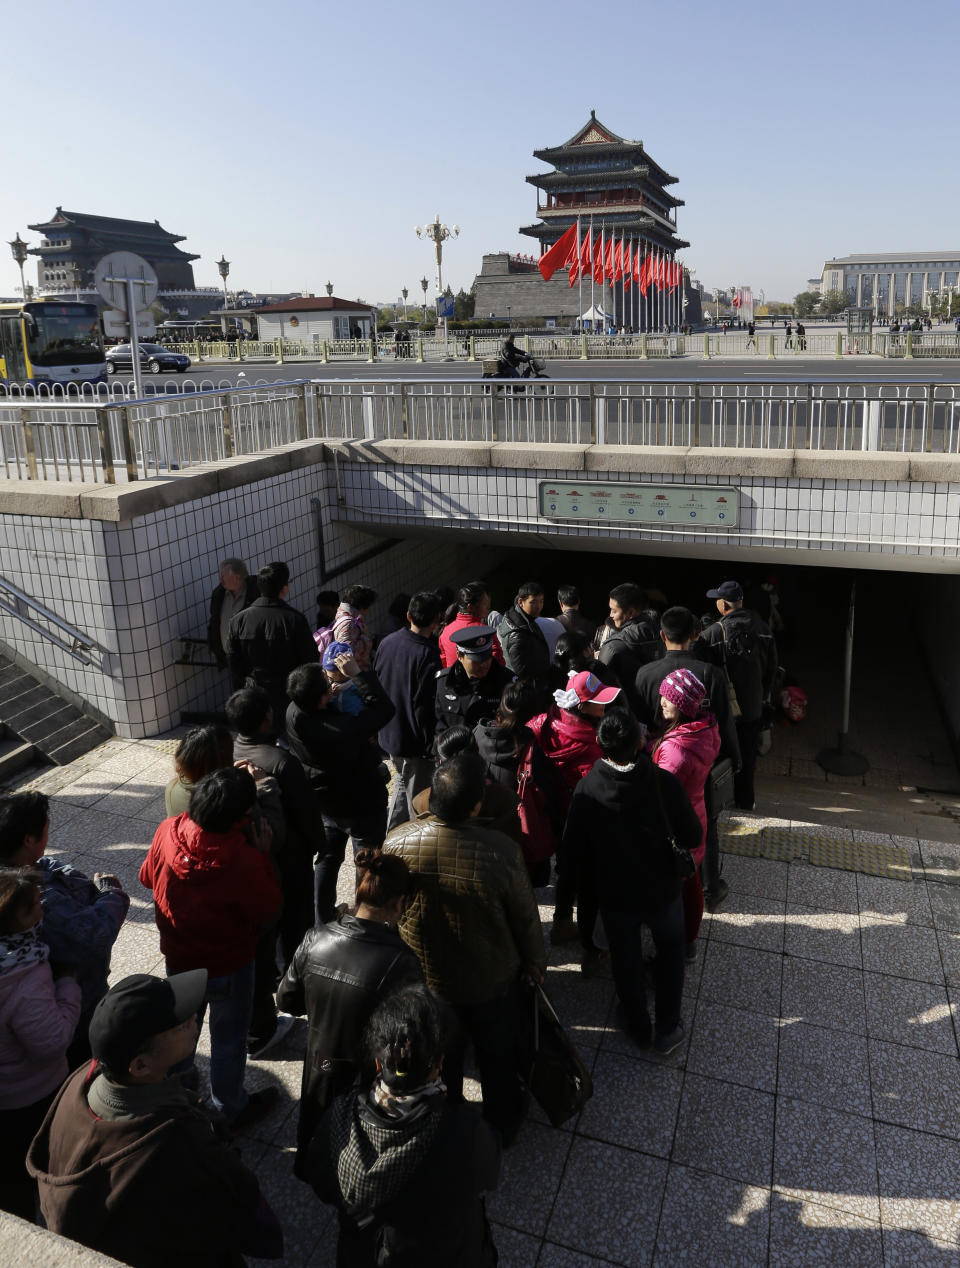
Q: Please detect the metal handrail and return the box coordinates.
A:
[0,576,96,663]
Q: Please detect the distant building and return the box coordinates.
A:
[473,112,696,328]
[24,208,225,323]
[818,252,960,314]
[254,296,376,342]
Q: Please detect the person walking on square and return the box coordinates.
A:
[139,768,282,1131]
[332,585,377,670]
[207,558,259,676]
[372,590,444,831]
[383,754,546,1146]
[566,710,700,1054]
[308,984,500,1266]
[649,669,720,963]
[276,849,421,1177]
[228,561,318,737]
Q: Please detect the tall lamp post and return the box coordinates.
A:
[401,287,408,321]
[325,281,334,297]
[9,233,31,300]
[420,276,429,326]
[415,215,459,355]
[216,256,230,334]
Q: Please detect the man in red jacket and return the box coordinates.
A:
[139,767,282,1131]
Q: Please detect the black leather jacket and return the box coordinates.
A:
[277,913,422,1175]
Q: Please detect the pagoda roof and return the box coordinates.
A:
[519,218,689,251]
[531,112,679,187]
[27,208,198,260]
[256,296,374,314]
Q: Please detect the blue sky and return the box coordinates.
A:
[3,0,958,304]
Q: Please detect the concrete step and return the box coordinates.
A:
[0,733,37,782]
[0,653,112,766]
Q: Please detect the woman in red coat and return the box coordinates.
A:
[650,669,720,961]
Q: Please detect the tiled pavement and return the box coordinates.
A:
[12,737,960,1267]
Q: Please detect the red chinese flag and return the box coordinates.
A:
[592,233,605,284]
[613,238,623,281]
[604,236,615,282]
[623,242,632,290]
[640,253,652,296]
[538,223,578,282]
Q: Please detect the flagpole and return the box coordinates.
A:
[577,216,582,333]
[583,215,590,332]
[612,231,617,333]
[599,222,605,333]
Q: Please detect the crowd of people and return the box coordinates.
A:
[0,560,780,1266]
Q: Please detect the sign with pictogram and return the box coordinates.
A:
[538,480,739,527]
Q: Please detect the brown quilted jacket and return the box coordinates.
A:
[382,814,547,1006]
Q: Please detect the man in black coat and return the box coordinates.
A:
[372,591,443,831]
[435,626,513,733]
[227,561,318,737]
[634,606,741,910]
[207,558,258,674]
[496,582,550,687]
[285,656,395,923]
[698,580,778,814]
[594,582,662,714]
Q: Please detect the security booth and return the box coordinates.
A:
[846,307,873,353]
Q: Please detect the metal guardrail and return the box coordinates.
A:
[2,377,960,484]
[0,576,96,663]
[146,330,960,364]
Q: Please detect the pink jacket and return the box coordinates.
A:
[527,705,601,811]
[650,715,721,864]
[0,958,81,1109]
[332,603,373,670]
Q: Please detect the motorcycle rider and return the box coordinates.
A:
[498,333,530,379]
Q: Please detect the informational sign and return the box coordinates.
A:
[102,309,156,339]
[539,480,739,528]
[436,295,455,319]
[94,252,159,311]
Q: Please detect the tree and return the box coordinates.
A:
[454,287,475,321]
[819,288,849,316]
[793,291,819,318]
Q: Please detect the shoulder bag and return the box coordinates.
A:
[652,767,696,879]
[704,757,735,819]
[718,622,742,719]
[516,981,593,1127]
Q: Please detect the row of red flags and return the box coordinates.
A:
[538,222,682,293]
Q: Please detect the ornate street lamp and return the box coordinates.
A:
[401,286,408,321]
[9,232,31,300]
[216,256,230,311]
[420,276,429,325]
[325,281,334,297]
[415,215,460,353]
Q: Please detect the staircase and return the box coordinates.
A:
[0,653,112,778]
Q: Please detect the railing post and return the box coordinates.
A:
[468,335,476,362]
[366,338,375,364]
[768,334,776,359]
[94,407,116,483]
[20,410,39,480]
[905,331,914,359]
[237,340,244,362]
[118,405,138,481]
[321,340,329,364]
[221,396,235,458]
[580,333,588,360]
[641,333,648,359]
[400,383,408,440]
[588,384,597,444]
[835,331,843,360]
[522,335,530,354]
[416,337,424,363]
[276,339,285,365]
[703,334,711,359]
[194,340,201,362]
[694,384,701,447]
[295,384,308,441]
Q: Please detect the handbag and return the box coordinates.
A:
[652,766,696,879]
[516,982,593,1127]
[704,757,735,819]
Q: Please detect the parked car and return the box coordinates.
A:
[106,343,191,374]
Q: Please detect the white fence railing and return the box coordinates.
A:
[139,329,960,364]
[3,377,960,485]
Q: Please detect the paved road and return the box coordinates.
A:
[108,356,960,393]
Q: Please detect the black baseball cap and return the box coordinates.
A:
[89,970,207,1075]
[706,581,743,602]
[449,624,496,659]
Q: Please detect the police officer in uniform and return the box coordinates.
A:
[435,626,513,733]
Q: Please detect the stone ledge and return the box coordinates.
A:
[0,1214,125,1266]
[685,447,795,478]
[491,442,588,471]
[793,451,912,480]
[324,439,493,467]
[585,445,689,474]
[0,480,101,519]
[908,453,960,481]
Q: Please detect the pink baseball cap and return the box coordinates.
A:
[567,670,621,706]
